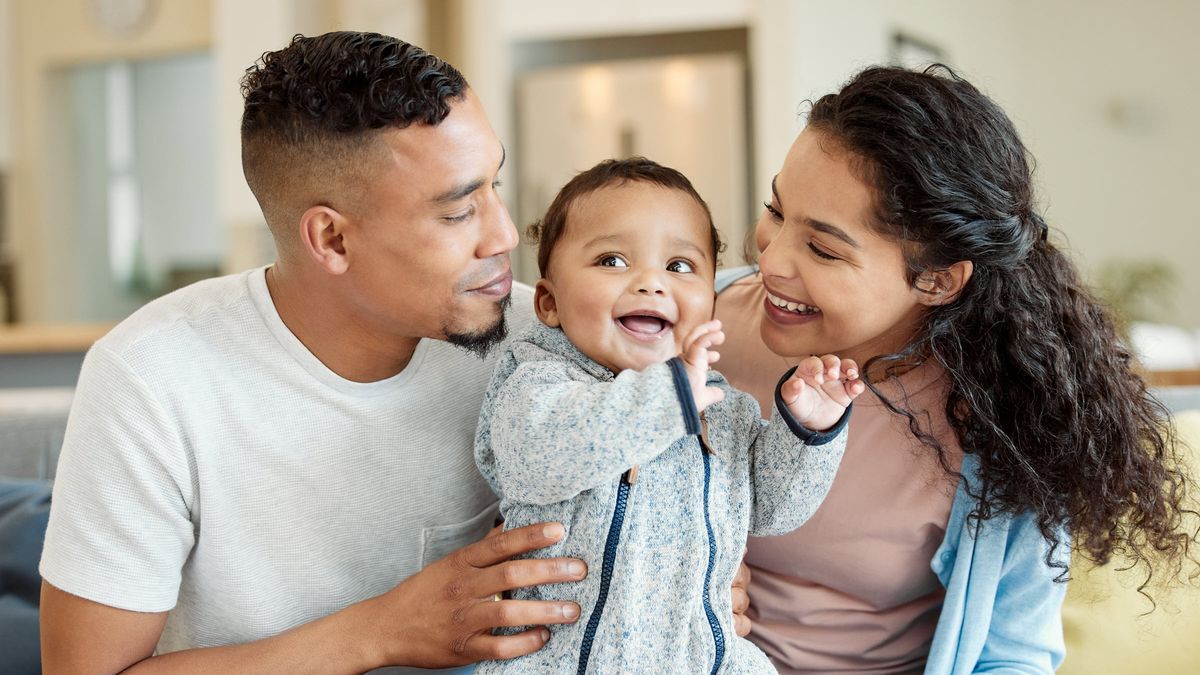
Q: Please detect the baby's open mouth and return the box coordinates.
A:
[616,312,674,338]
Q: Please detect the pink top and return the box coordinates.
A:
[715,273,963,674]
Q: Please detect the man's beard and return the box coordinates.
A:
[445,294,512,358]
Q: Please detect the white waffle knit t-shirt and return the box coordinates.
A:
[40,266,533,667]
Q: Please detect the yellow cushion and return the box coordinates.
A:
[1058,410,1200,674]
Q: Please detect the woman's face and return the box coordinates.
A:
[755,128,929,367]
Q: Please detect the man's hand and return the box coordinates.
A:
[779,355,865,431]
[42,522,586,674]
[680,320,726,411]
[365,521,588,668]
[731,560,752,637]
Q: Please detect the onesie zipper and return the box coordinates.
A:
[576,467,636,674]
[700,436,726,674]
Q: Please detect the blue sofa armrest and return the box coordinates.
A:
[0,478,52,675]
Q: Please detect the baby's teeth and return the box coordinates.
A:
[787,302,799,311]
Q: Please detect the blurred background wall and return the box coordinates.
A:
[0,0,1197,366]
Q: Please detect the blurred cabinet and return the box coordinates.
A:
[516,50,749,283]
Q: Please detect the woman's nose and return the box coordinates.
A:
[758,230,796,280]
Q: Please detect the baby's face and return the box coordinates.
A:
[537,181,716,373]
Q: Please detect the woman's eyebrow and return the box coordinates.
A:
[807,219,862,249]
[774,174,862,249]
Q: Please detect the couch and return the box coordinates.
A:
[1058,407,1200,674]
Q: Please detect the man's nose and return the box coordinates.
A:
[479,192,519,259]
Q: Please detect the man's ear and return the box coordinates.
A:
[299,205,350,275]
[914,260,974,306]
[534,278,560,327]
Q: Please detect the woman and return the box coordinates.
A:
[715,65,1193,673]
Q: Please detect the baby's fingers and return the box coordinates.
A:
[846,379,866,399]
[684,330,723,363]
[779,373,810,405]
[819,354,842,382]
[841,358,860,384]
[683,320,723,351]
[795,356,827,386]
[693,329,726,353]
[841,358,865,402]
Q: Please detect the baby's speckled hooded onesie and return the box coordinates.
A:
[474,322,849,674]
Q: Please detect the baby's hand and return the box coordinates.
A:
[680,320,726,412]
[780,355,865,431]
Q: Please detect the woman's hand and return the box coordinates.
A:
[780,355,865,431]
[680,320,727,412]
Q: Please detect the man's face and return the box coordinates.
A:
[536,182,717,374]
[340,91,517,354]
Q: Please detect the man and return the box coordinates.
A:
[39,32,748,673]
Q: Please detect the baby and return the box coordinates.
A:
[474,158,863,673]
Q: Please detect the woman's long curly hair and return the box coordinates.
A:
[807,65,1195,589]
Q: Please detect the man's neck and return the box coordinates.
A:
[265,264,421,383]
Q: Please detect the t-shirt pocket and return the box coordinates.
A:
[419,503,499,568]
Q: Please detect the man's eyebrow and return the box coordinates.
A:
[806,218,862,249]
[431,143,507,205]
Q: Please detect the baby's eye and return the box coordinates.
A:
[599,255,628,268]
[667,260,694,274]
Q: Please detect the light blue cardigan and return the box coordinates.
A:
[716,267,1068,674]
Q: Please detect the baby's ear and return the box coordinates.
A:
[534,279,561,327]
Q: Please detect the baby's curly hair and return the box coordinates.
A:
[239,32,467,237]
[528,157,724,278]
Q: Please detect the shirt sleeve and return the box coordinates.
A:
[743,368,851,537]
[972,515,1068,673]
[485,358,696,506]
[39,342,196,613]
[928,465,1069,675]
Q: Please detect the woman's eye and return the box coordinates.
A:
[667,260,694,274]
[762,201,783,221]
[807,242,839,261]
[599,255,628,268]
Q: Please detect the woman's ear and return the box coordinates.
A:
[914,260,974,306]
[534,279,560,326]
[299,205,350,274]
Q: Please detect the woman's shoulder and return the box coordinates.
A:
[715,265,759,294]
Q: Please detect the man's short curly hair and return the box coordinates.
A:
[240,32,467,241]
